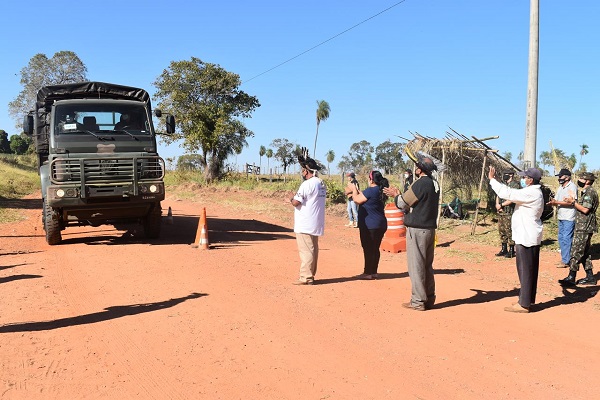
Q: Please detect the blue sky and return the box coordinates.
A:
[1,0,599,173]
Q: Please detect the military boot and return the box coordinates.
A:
[576,269,597,286]
[558,270,577,286]
[505,245,515,258]
[495,243,508,257]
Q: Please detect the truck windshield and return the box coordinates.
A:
[54,103,151,136]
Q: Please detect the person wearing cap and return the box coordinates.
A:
[289,156,327,285]
[344,172,360,228]
[384,156,440,311]
[488,166,544,313]
[403,169,413,193]
[558,172,598,286]
[546,168,578,268]
[494,170,521,258]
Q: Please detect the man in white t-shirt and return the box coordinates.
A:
[289,155,326,285]
[547,168,577,268]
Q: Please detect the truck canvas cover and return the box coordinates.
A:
[36,81,150,109]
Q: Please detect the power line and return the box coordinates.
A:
[242,0,408,84]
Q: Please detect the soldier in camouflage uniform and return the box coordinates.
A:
[495,170,521,258]
[558,172,598,286]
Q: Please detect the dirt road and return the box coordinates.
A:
[1,190,598,399]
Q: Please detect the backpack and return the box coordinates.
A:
[540,184,554,222]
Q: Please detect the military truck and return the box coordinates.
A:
[23,81,175,245]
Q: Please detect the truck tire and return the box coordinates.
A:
[43,199,62,245]
[144,202,162,239]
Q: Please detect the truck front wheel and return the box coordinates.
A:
[43,199,62,245]
[144,202,162,239]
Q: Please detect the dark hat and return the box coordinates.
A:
[416,157,437,173]
[502,170,515,175]
[346,172,355,178]
[555,168,571,177]
[297,146,322,172]
[301,158,322,171]
[580,172,596,181]
[517,168,542,181]
[404,168,412,174]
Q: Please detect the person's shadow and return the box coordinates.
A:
[434,288,520,309]
[0,292,206,333]
[533,284,599,311]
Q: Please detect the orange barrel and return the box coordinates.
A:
[384,203,405,238]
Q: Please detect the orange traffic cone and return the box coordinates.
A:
[191,207,209,249]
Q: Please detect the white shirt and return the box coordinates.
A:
[555,180,577,221]
[293,176,327,236]
[490,179,543,246]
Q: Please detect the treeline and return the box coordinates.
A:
[0,130,32,155]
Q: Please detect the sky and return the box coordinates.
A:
[1,0,599,174]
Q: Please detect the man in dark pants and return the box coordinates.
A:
[489,166,544,313]
[558,172,598,286]
[384,156,440,311]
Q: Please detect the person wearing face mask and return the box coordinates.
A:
[495,170,520,258]
[488,166,544,313]
[403,168,413,193]
[558,172,598,286]
[289,149,327,285]
[546,168,577,268]
[384,155,440,311]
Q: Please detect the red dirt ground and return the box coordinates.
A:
[1,189,599,399]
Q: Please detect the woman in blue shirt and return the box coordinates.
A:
[351,170,389,279]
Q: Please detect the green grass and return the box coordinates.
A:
[0,155,41,223]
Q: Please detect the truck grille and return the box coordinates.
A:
[50,156,164,184]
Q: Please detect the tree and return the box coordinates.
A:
[579,143,589,167]
[177,154,204,170]
[9,51,88,130]
[325,150,335,175]
[337,140,374,173]
[153,57,260,182]
[0,130,11,153]
[271,138,297,175]
[502,151,512,162]
[259,145,266,172]
[313,100,330,157]
[266,148,273,173]
[9,134,32,155]
[374,140,404,175]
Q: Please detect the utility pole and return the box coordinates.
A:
[523,0,539,169]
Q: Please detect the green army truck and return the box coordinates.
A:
[23,81,175,245]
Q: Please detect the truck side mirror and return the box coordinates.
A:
[23,115,34,136]
[154,109,162,118]
[165,115,176,134]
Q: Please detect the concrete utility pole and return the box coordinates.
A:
[523,0,539,169]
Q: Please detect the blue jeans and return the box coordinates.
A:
[558,219,575,264]
[347,199,358,222]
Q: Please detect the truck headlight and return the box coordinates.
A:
[56,189,65,198]
[149,185,158,193]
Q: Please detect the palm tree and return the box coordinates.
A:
[579,143,589,167]
[265,148,273,173]
[325,149,335,175]
[259,145,266,173]
[313,100,330,158]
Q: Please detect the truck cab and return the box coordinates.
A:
[23,81,175,245]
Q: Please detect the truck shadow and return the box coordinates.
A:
[0,198,42,210]
[63,214,294,247]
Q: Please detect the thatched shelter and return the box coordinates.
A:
[399,128,521,234]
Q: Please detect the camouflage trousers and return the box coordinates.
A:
[568,232,593,272]
[497,214,514,245]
